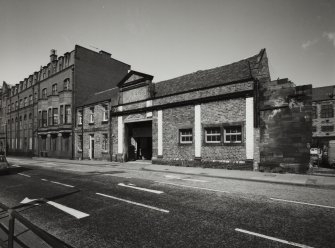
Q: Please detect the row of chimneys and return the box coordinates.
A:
[49,48,112,62]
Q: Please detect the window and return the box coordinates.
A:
[65,105,71,124]
[312,126,317,132]
[102,134,108,151]
[89,107,94,123]
[48,109,52,126]
[60,105,64,124]
[19,116,22,129]
[15,101,18,109]
[52,84,58,95]
[224,126,242,143]
[78,110,83,125]
[34,92,38,101]
[23,115,27,129]
[78,135,83,151]
[312,106,317,119]
[179,129,193,144]
[42,88,47,99]
[24,97,28,107]
[19,99,23,108]
[205,127,221,143]
[103,105,108,121]
[53,108,59,125]
[63,78,70,91]
[321,104,334,118]
[42,111,48,127]
[321,125,334,132]
[29,95,33,105]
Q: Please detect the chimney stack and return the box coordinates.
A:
[50,49,57,62]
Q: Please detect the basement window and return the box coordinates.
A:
[179,129,193,144]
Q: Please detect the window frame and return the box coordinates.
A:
[179,128,193,145]
[223,125,243,144]
[204,127,222,144]
[320,104,334,118]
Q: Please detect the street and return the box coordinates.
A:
[1,158,335,248]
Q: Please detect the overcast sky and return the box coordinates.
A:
[1,0,334,87]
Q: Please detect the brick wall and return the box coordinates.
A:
[74,46,130,107]
[74,102,110,160]
[201,99,246,161]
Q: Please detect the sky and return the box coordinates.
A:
[0,0,334,87]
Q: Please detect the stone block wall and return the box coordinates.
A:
[259,79,312,172]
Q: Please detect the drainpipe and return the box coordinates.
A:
[81,106,84,160]
[71,65,75,160]
[109,103,112,161]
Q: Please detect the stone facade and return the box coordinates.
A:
[259,79,312,172]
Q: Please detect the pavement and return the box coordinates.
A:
[8,156,335,190]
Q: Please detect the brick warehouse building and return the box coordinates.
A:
[75,49,273,168]
[0,45,130,158]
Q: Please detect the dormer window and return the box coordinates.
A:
[52,84,58,95]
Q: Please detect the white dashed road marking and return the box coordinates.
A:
[182,178,208,183]
[235,228,314,248]
[50,181,75,188]
[41,179,48,181]
[165,175,181,179]
[18,173,31,178]
[118,183,164,194]
[11,164,21,167]
[21,197,89,219]
[270,197,335,209]
[103,174,132,179]
[155,181,230,194]
[96,193,169,213]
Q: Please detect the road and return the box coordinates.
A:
[0,157,335,248]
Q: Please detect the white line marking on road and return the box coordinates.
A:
[155,181,230,193]
[103,174,132,179]
[18,173,31,178]
[165,175,181,179]
[270,198,335,209]
[11,164,21,167]
[118,183,164,194]
[20,197,89,219]
[50,181,75,188]
[47,201,89,219]
[182,178,208,183]
[41,179,48,181]
[61,168,81,171]
[96,193,169,213]
[235,228,314,248]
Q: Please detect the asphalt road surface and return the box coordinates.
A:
[0,158,335,248]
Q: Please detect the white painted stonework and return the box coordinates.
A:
[157,110,163,156]
[246,97,254,159]
[118,116,124,154]
[194,104,201,158]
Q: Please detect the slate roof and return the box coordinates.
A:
[154,49,265,97]
[82,87,119,106]
[312,86,335,101]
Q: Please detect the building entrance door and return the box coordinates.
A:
[89,135,95,159]
[125,120,152,161]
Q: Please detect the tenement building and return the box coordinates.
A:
[311,86,335,149]
[0,45,130,158]
[93,49,272,168]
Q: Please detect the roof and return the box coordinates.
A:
[154,49,266,97]
[313,86,335,101]
[81,87,119,107]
